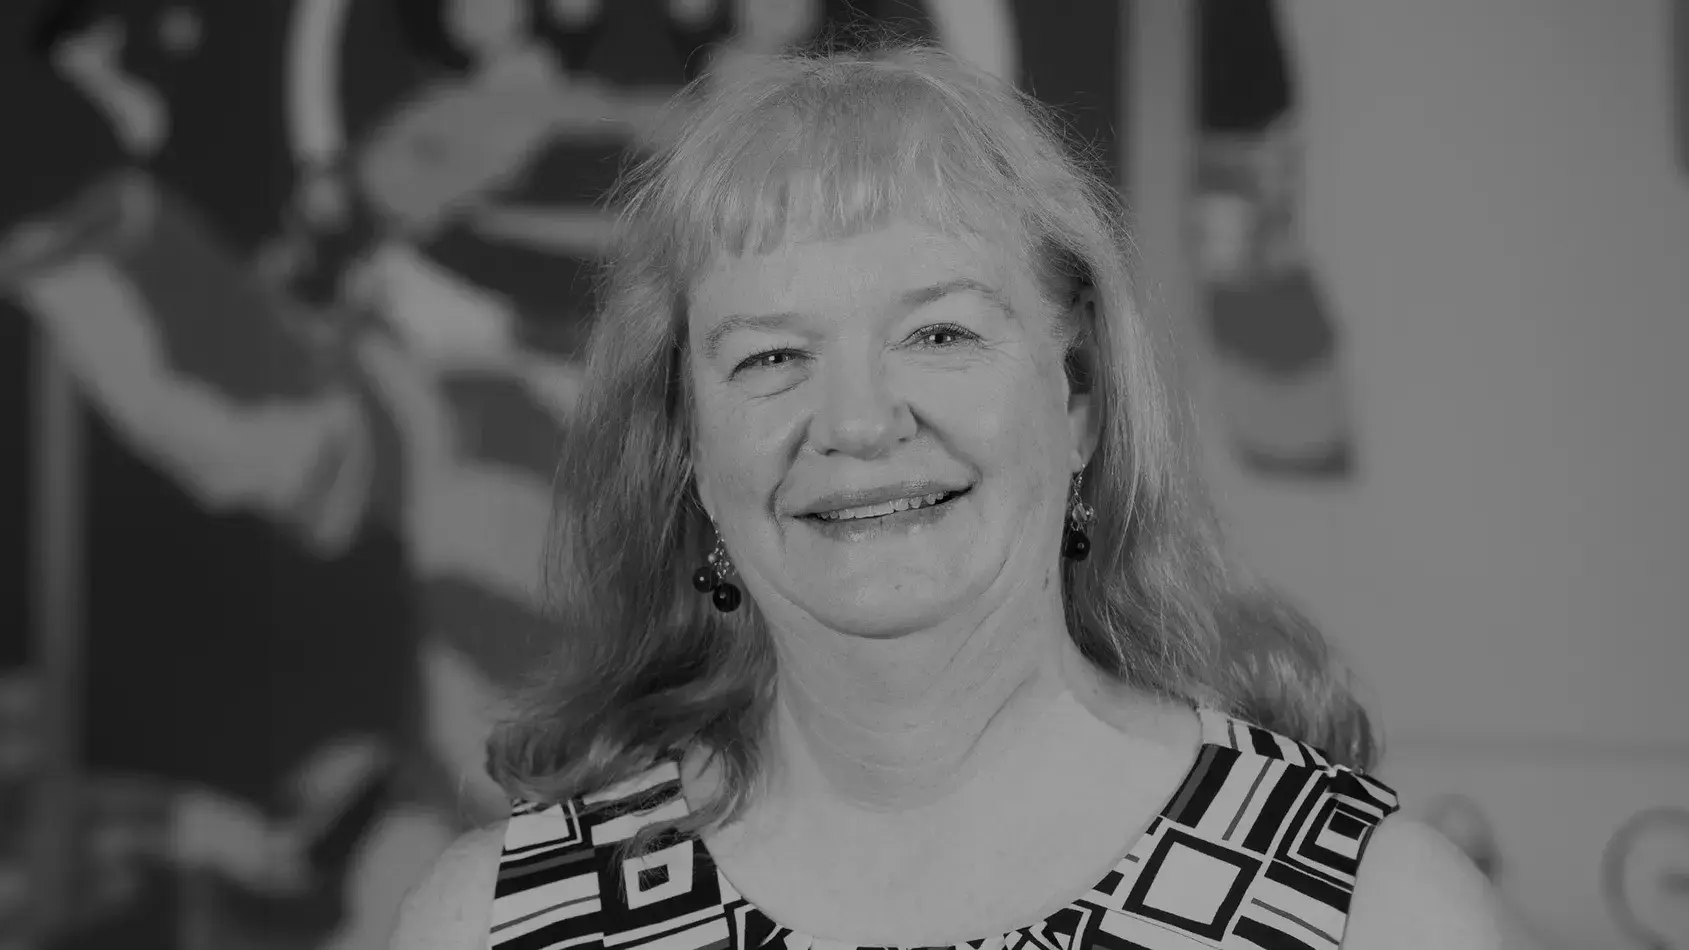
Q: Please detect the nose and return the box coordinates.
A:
[807,351,914,459]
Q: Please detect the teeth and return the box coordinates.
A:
[817,491,951,522]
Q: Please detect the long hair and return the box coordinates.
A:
[489,42,1378,858]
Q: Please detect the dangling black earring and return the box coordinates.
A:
[1061,471,1094,561]
[691,529,743,612]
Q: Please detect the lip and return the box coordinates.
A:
[799,488,969,542]
[792,480,974,518]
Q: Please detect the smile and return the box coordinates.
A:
[808,489,969,522]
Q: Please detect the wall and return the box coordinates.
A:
[1199,2,1689,945]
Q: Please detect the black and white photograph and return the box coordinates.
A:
[1,2,1684,948]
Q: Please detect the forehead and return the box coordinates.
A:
[688,220,1027,321]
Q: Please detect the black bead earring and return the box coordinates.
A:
[692,530,742,612]
[1061,471,1094,561]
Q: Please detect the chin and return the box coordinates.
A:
[804,578,976,640]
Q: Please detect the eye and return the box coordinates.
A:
[911,323,980,348]
[732,348,803,375]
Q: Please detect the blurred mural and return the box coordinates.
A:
[1194,0,1356,480]
[0,1,1121,947]
[1602,806,1689,950]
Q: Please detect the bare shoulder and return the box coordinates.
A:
[388,821,507,950]
[1343,815,1543,950]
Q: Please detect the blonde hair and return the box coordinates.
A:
[489,43,1377,858]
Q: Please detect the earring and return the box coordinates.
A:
[691,529,743,612]
[1061,471,1095,561]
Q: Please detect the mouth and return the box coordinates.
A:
[803,487,972,523]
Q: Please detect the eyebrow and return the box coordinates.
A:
[699,277,1012,360]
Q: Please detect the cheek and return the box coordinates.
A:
[955,353,1072,457]
[987,364,1074,519]
[691,391,783,513]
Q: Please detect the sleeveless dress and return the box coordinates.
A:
[488,707,1400,949]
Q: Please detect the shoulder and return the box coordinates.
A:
[387,771,681,950]
[388,821,507,950]
[1343,815,1543,949]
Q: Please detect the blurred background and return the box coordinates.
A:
[0,0,1684,947]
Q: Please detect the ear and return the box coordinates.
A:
[1064,285,1102,472]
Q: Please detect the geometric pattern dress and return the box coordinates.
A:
[488,707,1400,950]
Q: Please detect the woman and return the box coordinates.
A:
[393,45,1535,949]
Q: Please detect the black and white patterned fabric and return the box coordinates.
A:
[489,706,1399,949]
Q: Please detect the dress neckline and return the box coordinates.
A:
[683,705,1232,950]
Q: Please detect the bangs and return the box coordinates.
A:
[647,55,1038,282]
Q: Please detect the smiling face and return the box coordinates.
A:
[687,219,1090,639]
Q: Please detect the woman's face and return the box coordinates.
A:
[687,219,1091,638]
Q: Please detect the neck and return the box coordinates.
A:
[759,570,1101,814]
